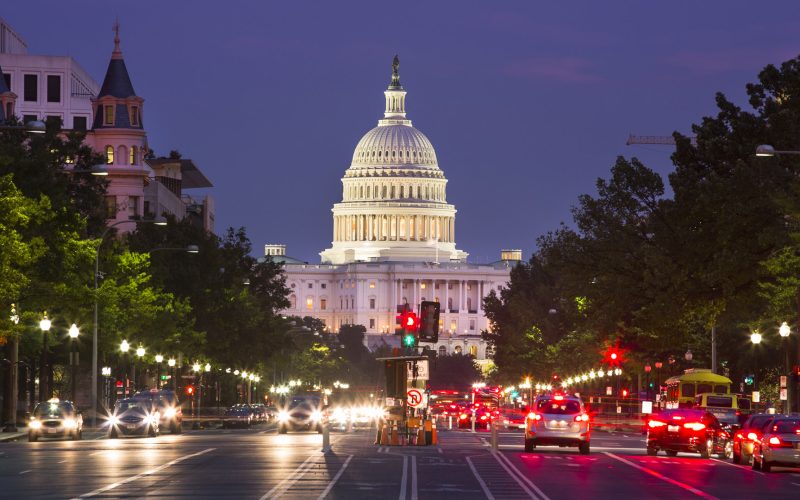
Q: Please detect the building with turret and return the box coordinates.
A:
[273,58,518,367]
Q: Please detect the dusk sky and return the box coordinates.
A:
[5,1,800,263]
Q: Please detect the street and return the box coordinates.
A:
[1,425,799,499]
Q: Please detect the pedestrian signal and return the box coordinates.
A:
[419,301,440,343]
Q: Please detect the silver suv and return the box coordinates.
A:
[524,393,590,454]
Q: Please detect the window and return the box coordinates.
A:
[23,74,37,101]
[447,298,453,311]
[420,283,426,289]
[130,105,139,126]
[450,320,457,332]
[46,75,61,102]
[306,297,314,310]
[369,282,375,289]
[369,319,375,329]
[438,346,446,356]
[321,283,326,289]
[127,196,140,219]
[104,105,114,125]
[45,115,60,127]
[72,116,87,130]
[308,283,313,289]
[289,294,296,309]
[2,73,9,91]
[118,145,127,165]
[697,383,712,394]
[369,298,376,309]
[143,200,151,216]
[105,145,114,164]
[320,299,327,310]
[5,103,11,120]
[454,345,462,354]
[104,196,117,219]
[469,345,478,357]
[130,145,137,165]
[23,114,37,125]
[469,319,476,331]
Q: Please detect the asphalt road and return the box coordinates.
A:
[1,425,799,499]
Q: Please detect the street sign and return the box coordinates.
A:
[780,388,788,401]
[407,389,424,407]
[606,386,612,396]
[780,376,787,388]
[642,401,653,414]
[407,360,429,380]
[752,391,760,403]
[385,397,396,406]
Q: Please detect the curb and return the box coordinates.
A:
[0,432,26,442]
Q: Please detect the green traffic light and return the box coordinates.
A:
[403,334,416,347]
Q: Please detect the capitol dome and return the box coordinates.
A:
[320,56,468,265]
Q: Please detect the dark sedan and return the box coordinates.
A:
[646,409,731,458]
[106,399,160,438]
[222,404,254,428]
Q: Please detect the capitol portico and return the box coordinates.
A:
[273,57,517,364]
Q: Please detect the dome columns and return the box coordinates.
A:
[332,213,455,244]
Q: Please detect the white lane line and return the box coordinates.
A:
[437,447,443,454]
[398,455,408,500]
[493,451,549,500]
[78,447,214,498]
[317,455,352,499]
[792,482,800,487]
[710,458,764,476]
[604,452,718,500]
[465,457,495,500]
[19,469,32,475]
[411,455,418,500]
[259,453,319,500]
[58,460,67,464]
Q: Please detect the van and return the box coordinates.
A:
[694,393,749,428]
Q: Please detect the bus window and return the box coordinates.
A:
[681,384,696,397]
[697,383,712,394]
[704,395,733,408]
[713,384,728,393]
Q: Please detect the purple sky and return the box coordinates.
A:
[5,2,800,263]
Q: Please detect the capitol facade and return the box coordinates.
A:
[273,58,518,364]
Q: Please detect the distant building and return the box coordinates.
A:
[271,58,519,368]
[0,20,214,232]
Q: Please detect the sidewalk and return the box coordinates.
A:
[0,431,26,442]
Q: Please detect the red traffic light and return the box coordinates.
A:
[185,385,195,395]
[115,380,123,388]
[621,389,629,398]
[405,312,418,329]
[602,343,626,367]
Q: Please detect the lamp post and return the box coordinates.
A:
[168,358,176,392]
[779,321,791,411]
[135,346,145,391]
[119,340,130,397]
[654,361,663,406]
[751,330,762,393]
[685,349,693,363]
[68,324,80,403]
[92,217,167,427]
[644,364,652,400]
[155,354,164,389]
[2,305,21,431]
[38,313,52,402]
[101,366,111,409]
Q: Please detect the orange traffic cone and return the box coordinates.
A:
[379,423,390,445]
[416,425,426,446]
[390,422,400,446]
[431,419,438,445]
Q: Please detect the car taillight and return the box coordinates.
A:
[746,432,758,441]
[768,436,781,446]
[459,413,468,420]
[574,414,589,422]
[527,412,541,421]
[683,422,706,431]
[648,420,666,428]
[480,415,487,420]
[734,432,743,440]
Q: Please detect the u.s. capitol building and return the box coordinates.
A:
[270,58,518,364]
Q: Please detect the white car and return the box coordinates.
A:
[752,416,800,472]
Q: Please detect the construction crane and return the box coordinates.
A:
[626,134,696,146]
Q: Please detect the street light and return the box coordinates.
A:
[155,354,164,389]
[685,349,693,362]
[92,217,168,427]
[0,120,46,133]
[751,330,762,393]
[779,321,792,411]
[755,144,800,157]
[168,358,176,392]
[68,324,80,403]
[38,312,52,401]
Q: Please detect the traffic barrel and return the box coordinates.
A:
[390,422,399,446]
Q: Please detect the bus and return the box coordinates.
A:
[663,369,732,409]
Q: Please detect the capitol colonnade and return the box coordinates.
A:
[332,214,455,243]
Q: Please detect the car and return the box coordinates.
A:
[106,398,160,438]
[501,407,528,430]
[222,404,254,428]
[131,389,183,434]
[646,409,731,458]
[525,393,590,454]
[732,413,774,464]
[250,404,268,423]
[28,399,83,442]
[457,407,494,429]
[751,416,800,472]
[277,395,323,433]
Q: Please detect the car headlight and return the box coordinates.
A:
[107,415,119,426]
[163,408,177,418]
[278,411,290,422]
[311,411,323,422]
[29,420,41,429]
[63,418,77,429]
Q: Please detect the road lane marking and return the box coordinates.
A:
[317,454,352,499]
[58,460,67,464]
[710,458,764,476]
[465,456,495,500]
[604,453,718,500]
[260,453,319,500]
[437,447,443,454]
[19,469,31,475]
[411,455,418,500]
[399,455,408,500]
[492,451,549,500]
[78,447,214,498]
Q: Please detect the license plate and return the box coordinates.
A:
[47,428,57,434]
[126,424,136,430]
[667,425,680,433]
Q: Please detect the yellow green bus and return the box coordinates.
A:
[663,369,732,409]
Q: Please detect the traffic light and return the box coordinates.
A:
[419,301,440,343]
[621,389,629,398]
[395,305,419,348]
[602,343,626,368]
[185,385,195,396]
[648,382,654,389]
[744,375,754,386]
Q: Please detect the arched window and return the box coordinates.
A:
[438,346,447,357]
[289,294,297,309]
[454,345,463,354]
[130,145,138,165]
[118,145,128,165]
[447,298,453,311]
[469,345,478,357]
[105,145,114,164]
[467,298,473,311]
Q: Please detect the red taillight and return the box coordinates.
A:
[554,395,564,401]
[768,436,781,446]
[480,416,487,420]
[746,432,758,441]
[648,420,667,428]
[672,416,683,420]
[574,414,589,422]
[527,412,541,421]
[459,413,468,420]
[734,432,743,440]
[683,422,706,431]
